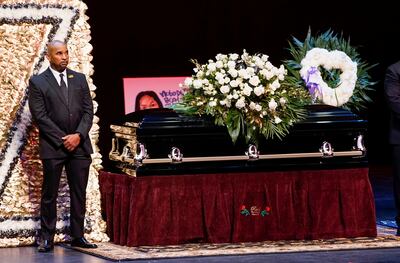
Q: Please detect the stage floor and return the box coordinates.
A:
[0,164,398,263]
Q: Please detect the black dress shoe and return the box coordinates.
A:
[38,239,54,252]
[71,237,98,248]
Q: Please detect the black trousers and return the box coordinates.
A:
[40,157,91,240]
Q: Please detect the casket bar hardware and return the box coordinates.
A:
[138,150,364,164]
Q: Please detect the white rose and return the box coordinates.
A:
[255,58,264,68]
[249,76,260,86]
[209,100,217,107]
[274,116,282,124]
[184,77,193,86]
[242,84,253,96]
[265,70,274,80]
[215,54,223,60]
[228,68,238,78]
[278,65,286,75]
[255,104,262,112]
[224,77,230,84]
[279,97,287,105]
[264,61,273,70]
[270,79,281,91]
[261,54,269,62]
[235,98,246,109]
[238,69,249,79]
[193,79,203,89]
[220,85,230,94]
[227,61,236,68]
[254,86,264,96]
[216,72,224,80]
[207,63,216,71]
[233,93,239,99]
[230,53,239,60]
[249,102,256,110]
[246,67,255,76]
[269,98,278,111]
[230,80,239,88]
[216,60,224,68]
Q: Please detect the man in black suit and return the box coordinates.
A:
[28,40,97,252]
[384,61,400,235]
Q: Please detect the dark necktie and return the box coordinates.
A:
[59,73,68,104]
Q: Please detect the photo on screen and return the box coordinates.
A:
[123,76,187,114]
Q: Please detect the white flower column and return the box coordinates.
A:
[0,1,108,247]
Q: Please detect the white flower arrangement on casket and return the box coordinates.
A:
[284,29,377,112]
[174,50,311,144]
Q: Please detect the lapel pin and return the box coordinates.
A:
[68,74,74,79]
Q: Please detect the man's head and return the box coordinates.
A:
[46,40,69,72]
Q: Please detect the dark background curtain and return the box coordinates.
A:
[84,0,398,169]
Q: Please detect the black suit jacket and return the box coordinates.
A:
[28,68,94,159]
[385,61,400,145]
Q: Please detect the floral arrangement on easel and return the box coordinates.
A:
[284,29,376,112]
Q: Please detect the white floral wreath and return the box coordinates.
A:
[299,48,358,107]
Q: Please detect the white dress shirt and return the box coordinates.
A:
[49,67,68,88]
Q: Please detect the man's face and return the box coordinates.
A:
[139,95,159,110]
[46,43,69,72]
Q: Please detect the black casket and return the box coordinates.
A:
[109,105,367,176]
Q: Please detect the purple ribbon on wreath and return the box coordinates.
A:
[303,66,322,101]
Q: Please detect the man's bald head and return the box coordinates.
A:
[46,40,69,72]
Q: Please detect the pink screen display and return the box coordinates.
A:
[123,76,187,114]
